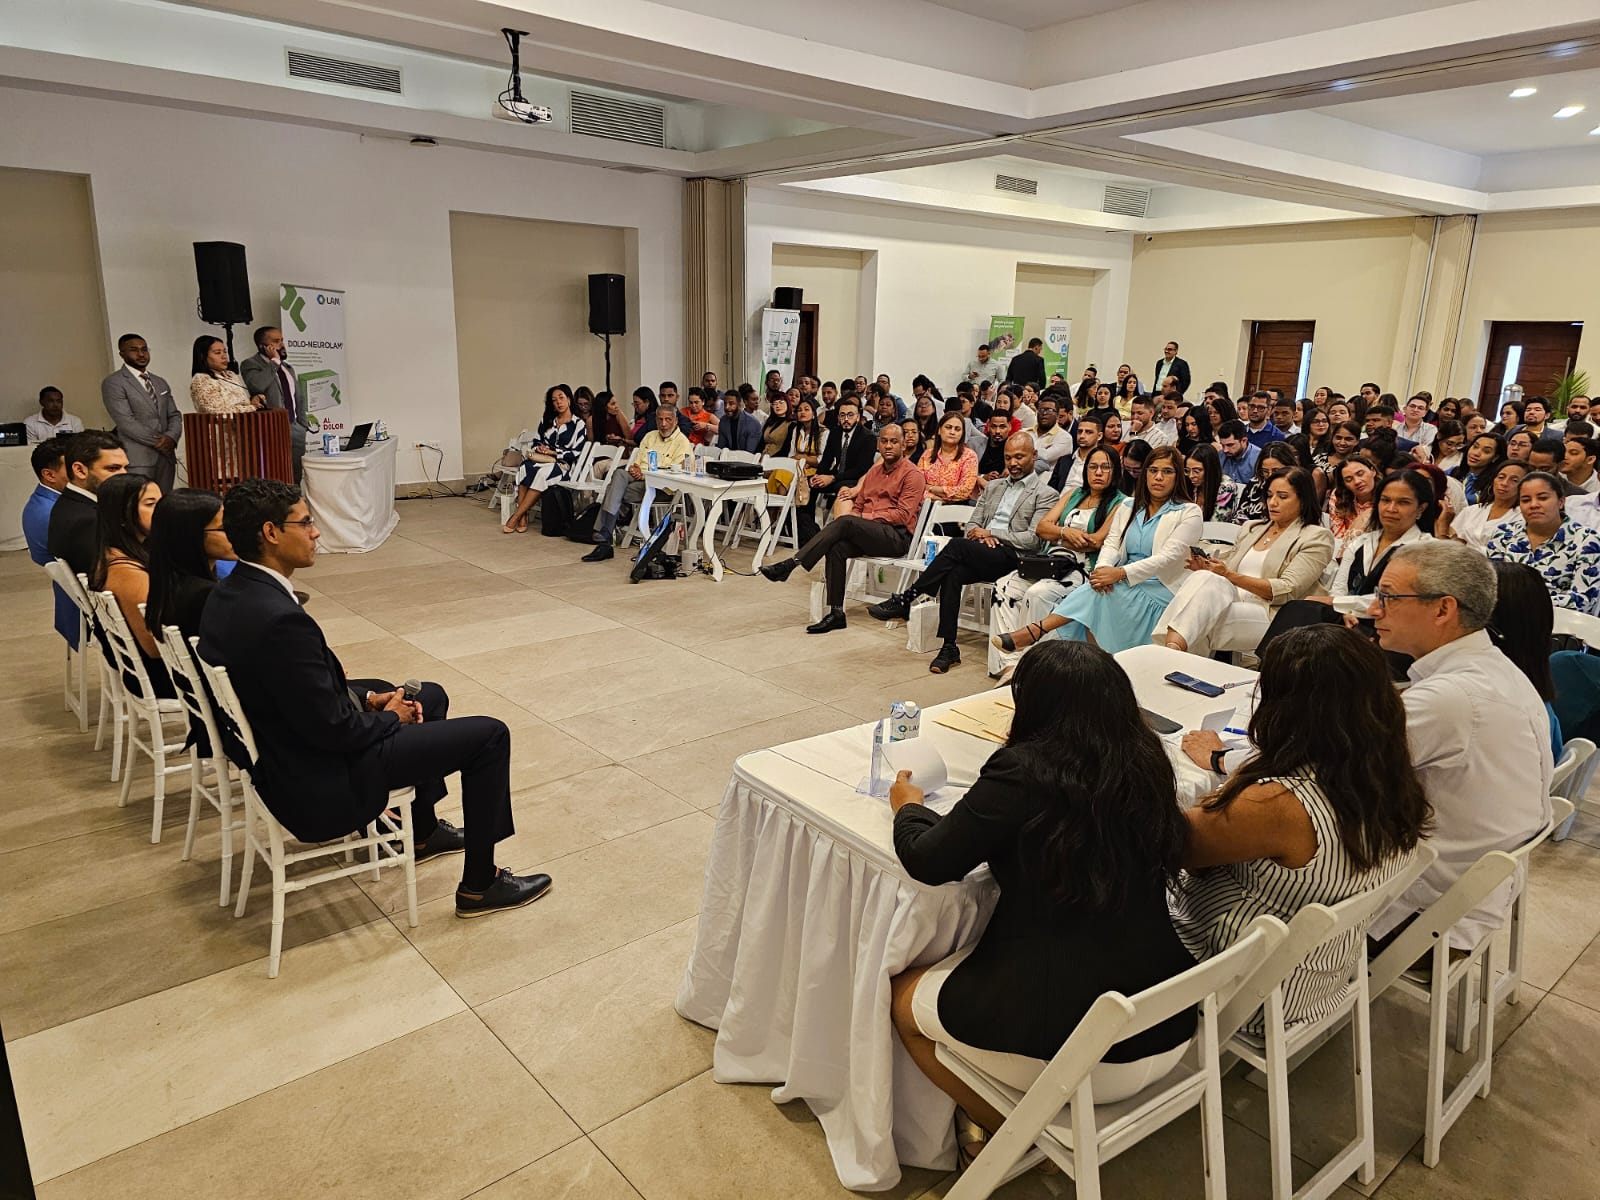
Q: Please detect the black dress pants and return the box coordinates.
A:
[913,538,1019,642]
[795,516,911,608]
[351,678,515,884]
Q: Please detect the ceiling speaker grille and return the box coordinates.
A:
[994,173,1039,196]
[1103,184,1151,217]
[570,90,666,147]
[286,49,401,93]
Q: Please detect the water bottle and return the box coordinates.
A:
[924,537,938,567]
[647,449,658,471]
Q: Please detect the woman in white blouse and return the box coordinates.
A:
[1436,459,1528,552]
[1327,470,1434,604]
[189,336,263,415]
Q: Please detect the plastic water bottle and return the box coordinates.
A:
[924,537,938,567]
[647,449,658,471]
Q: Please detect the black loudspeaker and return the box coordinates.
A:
[774,286,804,310]
[587,273,626,335]
[193,242,253,325]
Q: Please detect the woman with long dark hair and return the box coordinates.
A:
[890,639,1197,1148]
[1185,443,1236,521]
[502,384,589,533]
[759,393,792,458]
[1179,407,1213,456]
[1325,452,1379,576]
[1231,440,1299,525]
[997,444,1201,653]
[1453,432,1506,504]
[1207,395,1241,434]
[89,472,173,697]
[189,335,261,414]
[1118,436,1149,492]
[916,412,978,501]
[146,488,235,643]
[1489,561,1563,756]
[1488,471,1600,613]
[1170,625,1429,1033]
[1437,458,1526,551]
[912,392,940,447]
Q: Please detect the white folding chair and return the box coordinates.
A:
[940,919,1281,1200]
[1216,846,1436,1200]
[852,502,973,603]
[720,456,801,563]
[43,559,96,734]
[89,590,191,843]
[552,444,620,502]
[1552,607,1600,649]
[154,627,244,906]
[1551,737,1598,842]
[1367,849,1520,1167]
[196,658,420,978]
[487,428,536,520]
[1202,521,1240,547]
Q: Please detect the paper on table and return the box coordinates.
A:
[931,709,1005,743]
[882,738,949,796]
[949,697,1014,742]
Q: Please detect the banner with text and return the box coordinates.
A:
[1042,317,1071,381]
[280,283,347,434]
[760,307,802,391]
[987,315,1025,367]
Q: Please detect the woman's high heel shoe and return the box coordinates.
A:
[992,621,1045,653]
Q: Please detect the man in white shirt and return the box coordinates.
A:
[1029,397,1072,470]
[24,387,84,443]
[1366,540,1552,950]
[965,344,1004,389]
[1129,396,1175,449]
[1561,436,1600,495]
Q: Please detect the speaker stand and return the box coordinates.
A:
[598,331,613,398]
[220,322,238,370]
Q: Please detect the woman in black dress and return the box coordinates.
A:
[888,639,1197,1153]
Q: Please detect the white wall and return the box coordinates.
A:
[747,187,1131,396]
[770,244,865,385]
[0,86,683,484]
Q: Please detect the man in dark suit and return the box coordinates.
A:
[198,479,550,919]
[240,325,309,483]
[1152,340,1191,399]
[1003,338,1047,391]
[100,334,182,492]
[714,390,762,453]
[46,430,128,578]
[800,395,877,541]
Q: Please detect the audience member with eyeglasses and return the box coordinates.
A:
[198,479,552,919]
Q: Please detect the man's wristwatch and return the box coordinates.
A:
[1210,747,1229,773]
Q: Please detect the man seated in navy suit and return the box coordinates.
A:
[198,479,550,919]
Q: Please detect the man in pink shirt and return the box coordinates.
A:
[760,424,927,633]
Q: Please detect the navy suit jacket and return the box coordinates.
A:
[46,486,99,580]
[716,409,762,454]
[198,564,400,842]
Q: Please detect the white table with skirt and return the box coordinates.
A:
[675,644,1257,1191]
[0,445,35,552]
[302,438,400,553]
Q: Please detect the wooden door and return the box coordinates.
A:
[1480,320,1583,404]
[1244,320,1315,397]
[795,304,819,382]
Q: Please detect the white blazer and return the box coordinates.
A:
[1099,499,1203,591]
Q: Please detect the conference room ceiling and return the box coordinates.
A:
[4,0,1600,229]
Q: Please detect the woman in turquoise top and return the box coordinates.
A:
[997,444,1203,654]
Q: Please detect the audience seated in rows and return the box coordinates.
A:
[502,385,590,534]
[581,404,692,563]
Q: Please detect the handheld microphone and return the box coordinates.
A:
[402,679,421,703]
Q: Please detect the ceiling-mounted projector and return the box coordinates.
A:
[498,29,553,125]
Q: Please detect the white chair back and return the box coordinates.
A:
[924,502,975,533]
[195,657,262,765]
[1202,521,1240,546]
[155,627,224,765]
[1553,607,1600,650]
[1551,739,1595,799]
[722,449,760,464]
[90,589,160,702]
[46,558,95,625]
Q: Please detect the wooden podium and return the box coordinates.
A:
[183,409,294,493]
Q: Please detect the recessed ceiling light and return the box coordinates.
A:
[1509,87,1537,98]
[1554,105,1585,118]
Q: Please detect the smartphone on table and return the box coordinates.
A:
[1164,671,1226,698]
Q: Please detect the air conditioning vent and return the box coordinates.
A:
[286,49,401,93]
[1102,184,1150,218]
[569,90,666,147]
[994,173,1039,196]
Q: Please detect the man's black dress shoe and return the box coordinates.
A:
[806,610,847,634]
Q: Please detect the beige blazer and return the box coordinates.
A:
[1224,520,1336,609]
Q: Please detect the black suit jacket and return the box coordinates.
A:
[1004,350,1046,390]
[1153,356,1191,397]
[46,487,98,578]
[817,424,877,487]
[198,564,399,842]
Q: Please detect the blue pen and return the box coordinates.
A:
[1222,727,1249,737]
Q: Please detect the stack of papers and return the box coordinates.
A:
[932,695,1014,744]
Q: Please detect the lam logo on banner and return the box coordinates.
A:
[1042,317,1071,381]
[760,307,801,391]
[280,283,348,433]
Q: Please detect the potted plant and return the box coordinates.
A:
[1550,368,1590,420]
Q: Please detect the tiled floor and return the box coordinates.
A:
[7,496,1600,1198]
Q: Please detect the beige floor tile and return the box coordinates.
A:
[406,607,621,662]
[479,919,711,1131]
[14,920,466,1182]
[1549,928,1600,1009]
[0,875,382,1040]
[451,627,668,695]
[370,588,576,637]
[316,612,394,647]
[1223,980,1545,1195]
[517,647,746,723]
[34,1011,579,1200]
[358,765,690,914]
[626,599,804,647]
[313,562,528,619]
[0,738,168,852]
[591,1070,943,1200]
[703,619,908,676]
[622,705,860,810]
[1517,837,1600,991]
[304,537,456,577]
[402,812,713,1006]
[559,676,813,759]
[1368,994,1600,1199]
[473,1137,643,1200]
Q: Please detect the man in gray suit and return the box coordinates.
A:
[100,333,182,492]
[241,325,308,483]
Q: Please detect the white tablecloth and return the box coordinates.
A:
[0,444,38,553]
[302,438,399,553]
[676,645,1258,1191]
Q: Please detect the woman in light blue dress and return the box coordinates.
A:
[995,443,1203,654]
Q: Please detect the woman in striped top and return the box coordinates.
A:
[1169,624,1431,1034]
